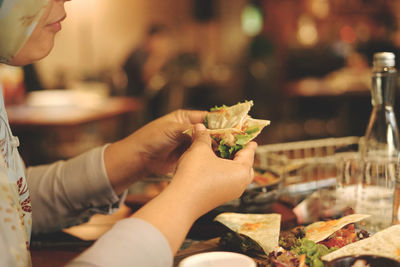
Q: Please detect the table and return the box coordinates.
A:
[30,200,297,266]
[7,97,142,127]
[6,96,143,165]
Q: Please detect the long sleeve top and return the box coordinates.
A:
[1,143,173,267]
[0,83,172,267]
[27,146,173,267]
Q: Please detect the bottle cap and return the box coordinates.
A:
[373,52,395,68]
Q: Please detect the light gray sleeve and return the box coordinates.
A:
[67,218,173,267]
[26,145,127,234]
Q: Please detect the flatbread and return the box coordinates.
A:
[242,117,270,138]
[305,214,370,243]
[184,101,270,158]
[215,212,281,254]
[322,224,400,262]
[207,101,253,130]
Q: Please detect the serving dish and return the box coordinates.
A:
[326,255,400,267]
[239,168,282,212]
[178,251,257,267]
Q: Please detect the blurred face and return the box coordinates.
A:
[10,0,69,66]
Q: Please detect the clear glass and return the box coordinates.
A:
[336,153,400,233]
[355,156,398,232]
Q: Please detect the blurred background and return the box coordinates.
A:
[1,0,400,166]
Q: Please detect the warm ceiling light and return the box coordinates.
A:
[297,15,319,46]
[311,0,330,19]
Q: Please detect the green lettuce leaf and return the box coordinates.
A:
[235,134,252,146]
[210,104,228,111]
[218,143,243,159]
[244,126,259,135]
[216,129,259,159]
[203,116,209,128]
[207,101,260,159]
[292,239,336,267]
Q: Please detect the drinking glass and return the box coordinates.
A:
[355,156,399,232]
[335,152,360,215]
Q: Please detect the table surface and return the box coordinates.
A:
[6,97,142,127]
[30,200,297,266]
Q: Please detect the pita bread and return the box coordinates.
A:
[207,101,253,130]
[215,212,281,254]
[305,214,370,243]
[322,224,400,262]
[184,101,270,158]
[242,117,270,138]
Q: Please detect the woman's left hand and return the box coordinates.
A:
[104,109,206,194]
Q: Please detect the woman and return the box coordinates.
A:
[0,0,257,266]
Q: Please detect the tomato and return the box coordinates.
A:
[318,224,357,249]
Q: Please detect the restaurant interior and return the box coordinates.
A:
[2,0,399,165]
[1,0,400,265]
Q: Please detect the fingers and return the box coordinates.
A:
[191,123,211,147]
[176,110,208,124]
[233,141,257,166]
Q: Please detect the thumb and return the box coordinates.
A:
[192,123,211,147]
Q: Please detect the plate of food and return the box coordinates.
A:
[211,212,400,267]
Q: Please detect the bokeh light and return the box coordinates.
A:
[241,4,263,36]
[340,26,357,44]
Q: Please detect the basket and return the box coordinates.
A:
[255,136,361,199]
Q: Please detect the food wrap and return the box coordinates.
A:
[215,212,281,254]
[322,224,400,262]
[305,214,370,243]
[206,101,253,130]
[185,101,270,158]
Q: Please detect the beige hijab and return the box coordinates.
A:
[0,0,48,63]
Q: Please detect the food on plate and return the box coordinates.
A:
[269,237,336,267]
[185,100,270,159]
[215,212,281,255]
[216,213,372,267]
[253,169,281,187]
[321,224,400,263]
[270,214,371,267]
[305,214,370,245]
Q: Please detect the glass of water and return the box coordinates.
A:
[355,155,399,233]
[336,152,360,215]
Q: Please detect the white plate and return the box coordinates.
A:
[178,251,257,267]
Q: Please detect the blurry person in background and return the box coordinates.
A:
[123,24,175,121]
[0,0,257,267]
[123,24,172,97]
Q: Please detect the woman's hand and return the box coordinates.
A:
[104,109,206,194]
[170,123,257,218]
[132,123,257,253]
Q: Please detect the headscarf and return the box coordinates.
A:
[0,0,48,64]
[0,1,48,265]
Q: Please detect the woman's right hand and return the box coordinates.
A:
[169,123,257,219]
[132,123,257,254]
